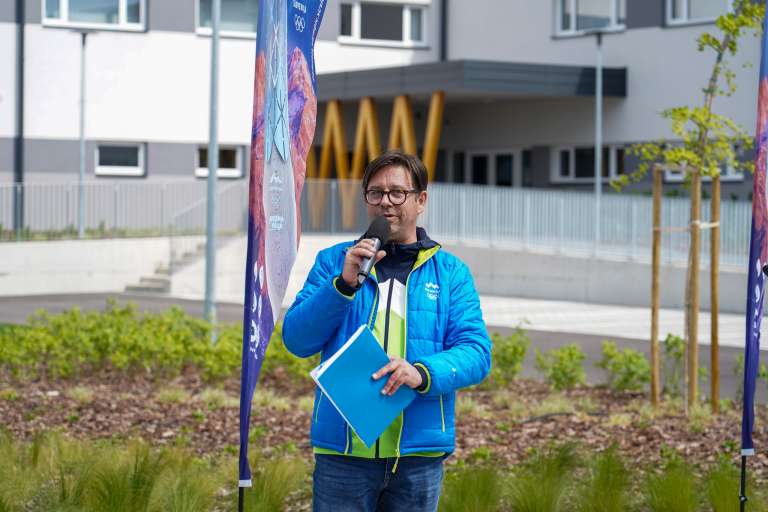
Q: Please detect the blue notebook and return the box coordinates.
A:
[310,324,416,448]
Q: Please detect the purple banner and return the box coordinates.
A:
[238,0,326,486]
[741,12,768,456]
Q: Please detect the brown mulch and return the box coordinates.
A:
[1,373,766,476]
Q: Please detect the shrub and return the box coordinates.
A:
[535,344,586,391]
[440,464,504,512]
[240,454,308,512]
[508,443,579,512]
[487,327,530,386]
[575,444,631,512]
[646,458,699,512]
[597,341,650,393]
[662,333,685,398]
[0,300,314,382]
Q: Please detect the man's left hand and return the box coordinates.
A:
[372,357,422,396]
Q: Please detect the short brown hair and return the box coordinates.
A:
[361,151,428,193]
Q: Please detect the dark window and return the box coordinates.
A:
[559,149,571,178]
[576,0,611,30]
[360,3,403,41]
[340,3,352,36]
[496,154,513,187]
[433,150,447,182]
[46,0,60,18]
[452,152,465,183]
[199,147,239,169]
[199,0,259,33]
[522,150,534,187]
[99,146,139,167]
[560,0,572,31]
[615,147,626,175]
[574,147,594,178]
[471,155,488,185]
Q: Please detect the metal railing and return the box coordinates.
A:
[0,179,753,270]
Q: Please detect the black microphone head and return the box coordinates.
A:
[364,216,391,245]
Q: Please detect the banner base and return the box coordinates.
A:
[239,479,253,487]
[741,449,755,456]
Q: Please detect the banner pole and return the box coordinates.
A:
[739,455,747,512]
[238,487,245,512]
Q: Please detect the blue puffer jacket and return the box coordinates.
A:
[283,233,492,456]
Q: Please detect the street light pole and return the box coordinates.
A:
[204,0,221,325]
[77,31,89,239]
[594,31,603,253]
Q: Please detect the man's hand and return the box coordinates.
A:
[373,357,423,396]
[342,238,386,288]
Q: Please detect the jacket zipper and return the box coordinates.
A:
[375,276,396,459]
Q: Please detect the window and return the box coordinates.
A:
[95,144,145,177]
[552,145,625,183]
[198,0,259,37]
[556,0,625,36]
[339,1,427,47]
[196,146,244,179]
[667,0,729,24]
[43,0,145,30]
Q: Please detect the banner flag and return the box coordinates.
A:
[238,0,326,486]
[741,11,768,457]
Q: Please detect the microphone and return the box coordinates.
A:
[357,216,391,285]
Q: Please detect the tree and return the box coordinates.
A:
[612,0,765,409]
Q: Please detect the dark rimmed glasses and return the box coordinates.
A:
[364,189,419,206]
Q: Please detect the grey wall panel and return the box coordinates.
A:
[317,0,339,41]
[147,142,196,175]
[0,2,14,23]
[24,138,92,177]
[26,0,40,23]
[626,0,664,29]
[149,0,196,33]
[0,138,14,174]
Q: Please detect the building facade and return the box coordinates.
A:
[0,0,761,199]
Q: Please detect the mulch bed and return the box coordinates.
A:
[1,372,766,476]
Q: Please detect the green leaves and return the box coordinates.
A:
[535,344,587,391]
[597,341,651,393]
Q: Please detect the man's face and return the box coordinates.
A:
[365,165,427,244]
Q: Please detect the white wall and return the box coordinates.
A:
[24,26,255,145]
[0,23,16,142]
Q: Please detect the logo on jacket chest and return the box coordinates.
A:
[424,282,440,301]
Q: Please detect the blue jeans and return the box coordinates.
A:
[312,454,445,512]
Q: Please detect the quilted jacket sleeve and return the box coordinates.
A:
[282,246,355,358]
[415,260,492,396]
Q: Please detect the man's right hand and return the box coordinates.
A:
[342,238,386,288]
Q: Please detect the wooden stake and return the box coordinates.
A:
[688,167,702,408]
[651,164,662,407]
[710,174,721,414]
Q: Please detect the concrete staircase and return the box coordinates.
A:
[124,241,206,294]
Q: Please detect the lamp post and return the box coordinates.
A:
[204,0,221,326]
[74,29,94,239]
[584,28,606,254]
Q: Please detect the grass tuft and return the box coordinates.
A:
[440,464,504,512]
[508,443,579,512]
[575,443,631,512]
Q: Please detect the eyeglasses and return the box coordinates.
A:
[364,189,419,206]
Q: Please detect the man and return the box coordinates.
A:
[283,150,492,511]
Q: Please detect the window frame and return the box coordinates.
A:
[554,0,626,37]
[338,0,429,49]
[194,0,260,40]
[195,145,245,179]
[550,145,626,184]
[665,0,731,26]
[94,143,146,177]
[42,0,147,32]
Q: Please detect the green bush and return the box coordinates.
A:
[662,333,685,398]
[0,300,315,382]
[575,444,631,512]
[535,344,586,391]
[440,463,504,512]
[646,458,699,512]
[508,443,579,512]
[486,327,530,386]
[597,341,650,393]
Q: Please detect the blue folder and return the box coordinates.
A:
[310,324,416,448]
